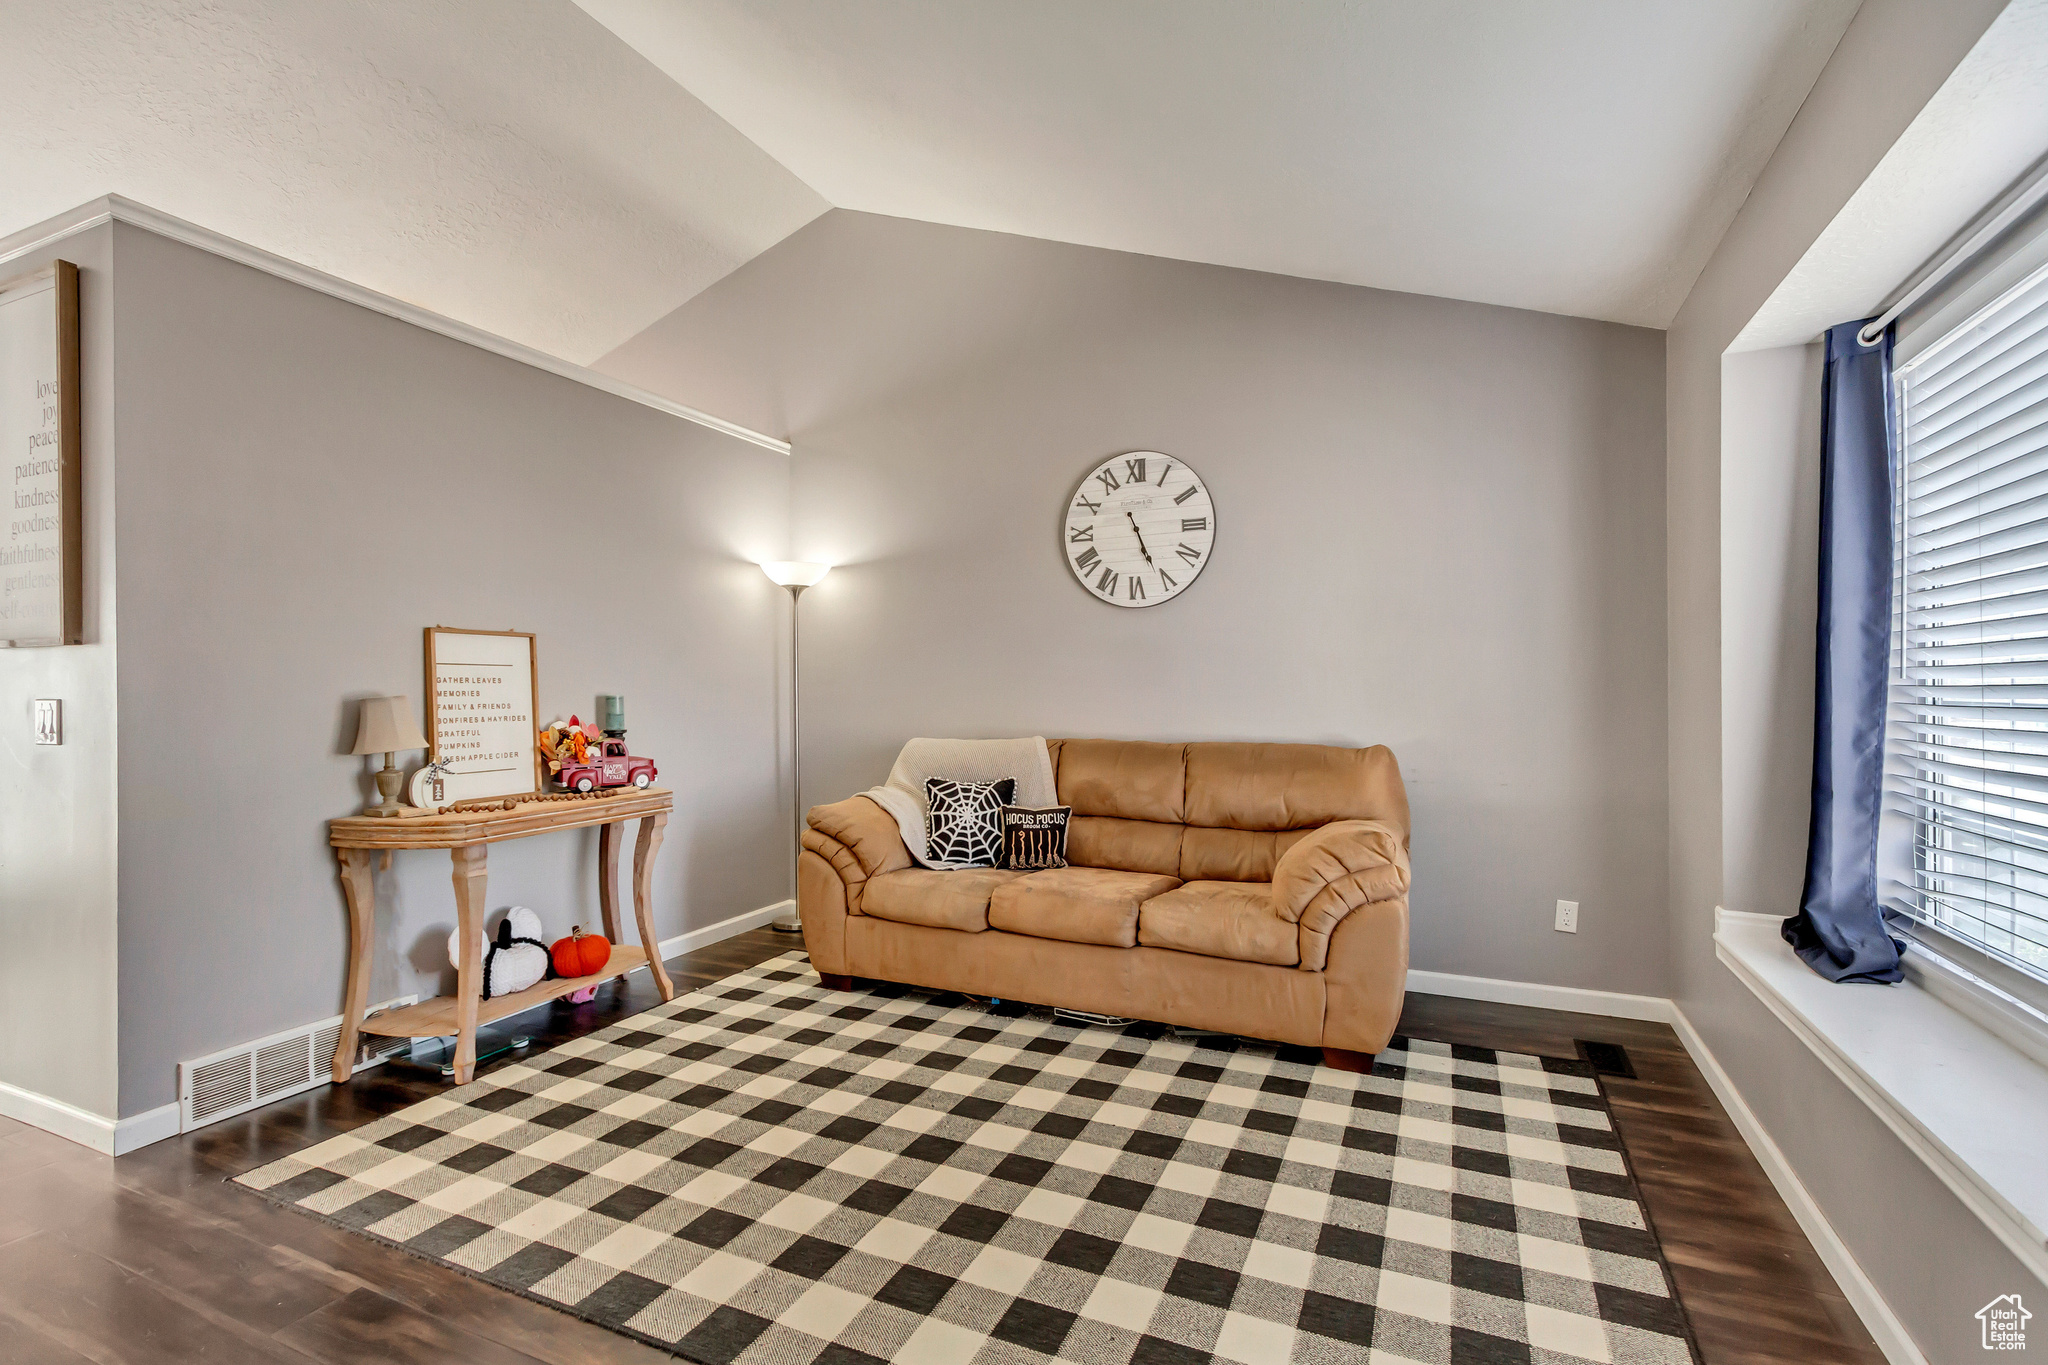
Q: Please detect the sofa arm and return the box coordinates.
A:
[1272,819,1410,972]
[798,848,853,975]
[1322,896,1409,1055]
[803,795,913,915]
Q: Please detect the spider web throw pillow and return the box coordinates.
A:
[924,776,1015,867]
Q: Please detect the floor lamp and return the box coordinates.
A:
[761,561,832,932]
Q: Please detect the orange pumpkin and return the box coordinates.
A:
[551,925,611,978]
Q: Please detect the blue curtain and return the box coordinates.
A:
[1783,319,1907,984]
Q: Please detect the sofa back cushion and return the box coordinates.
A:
[1178,827,1314,883]
[1066,815,1184,878]
[1184,743,1405,832]
[1052,739,1408,882]
[1053,739,1186,822]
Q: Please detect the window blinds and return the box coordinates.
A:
[1890,259,2048,980]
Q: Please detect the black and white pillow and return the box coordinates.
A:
[1000,804,1071,870]
[924,776,1014,867]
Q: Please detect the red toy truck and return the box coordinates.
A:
[556,738,657,792]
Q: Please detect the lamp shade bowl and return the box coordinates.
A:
[760,560,832,588]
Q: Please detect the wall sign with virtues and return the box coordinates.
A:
[0,262,82,647]
[420,627,540,806]
[1064,451,1215,607]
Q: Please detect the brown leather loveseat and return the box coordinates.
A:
[798,739,1411,1069]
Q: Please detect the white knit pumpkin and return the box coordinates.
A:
[447,906,550,998]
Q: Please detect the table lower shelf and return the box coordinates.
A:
[359,945,650,1037]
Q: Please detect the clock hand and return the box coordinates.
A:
[1126,510,1155,564]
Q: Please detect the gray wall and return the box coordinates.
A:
[1720,343,1822,919]
[0,224,119,1119]
[599,211,1671,997]
[109,223,794,1116]
[1667,0,2042,1356]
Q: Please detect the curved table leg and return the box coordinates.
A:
[450,842,488,1083]
[331,848,377,1083]
[598,820,623,944]
[633,813,675,1001]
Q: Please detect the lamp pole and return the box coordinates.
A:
[774,581,807,932]
[759,562,830,931]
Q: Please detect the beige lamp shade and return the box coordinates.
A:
[760,560,831,587]
[352,696,429,755]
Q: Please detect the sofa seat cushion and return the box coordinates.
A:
[863,867,1025,933]
[989,867,1181,947]
[1138,881,1299,967]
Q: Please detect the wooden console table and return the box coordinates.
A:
[328,788,676,1085]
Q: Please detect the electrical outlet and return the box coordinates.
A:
[1554,899,1579,933]
[34,699,61,746]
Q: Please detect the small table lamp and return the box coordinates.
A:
[761,562,832,931]
[352,696,430,817]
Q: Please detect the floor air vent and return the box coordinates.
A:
[1575,1039,1636,1079]
[187,1052,253,1127]
[311,1022,344,1072]
[178,996,415,1132]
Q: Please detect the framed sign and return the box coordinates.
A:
[1,261,82,647]
[423,627,541,804]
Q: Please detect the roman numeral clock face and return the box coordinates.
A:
[1065,452,1214,607]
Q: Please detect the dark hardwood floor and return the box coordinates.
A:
[0,929,1882,1365]
[1396,996,1883,1365]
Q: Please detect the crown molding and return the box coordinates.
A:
[0,196,789,455]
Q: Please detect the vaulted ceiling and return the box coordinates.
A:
[574,0,1861,328]
[4,0,1863,364]
[0,0,826,364]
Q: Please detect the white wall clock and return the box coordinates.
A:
[1064,451,1215,607]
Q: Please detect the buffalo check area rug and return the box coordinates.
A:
[236,953,1699,1365]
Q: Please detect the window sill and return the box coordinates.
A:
[1714,909,2048,1282]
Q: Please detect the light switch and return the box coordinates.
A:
[34,699,61,745]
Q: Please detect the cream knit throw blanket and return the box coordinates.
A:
[862,737,1058,869]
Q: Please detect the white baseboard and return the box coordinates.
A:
[1405,969,1676,1023]
[1669,1004,1926,1365]
[656,899,795,961]
[114,1102,182,1155]
[0,1078,117,1153]
[0,1079,178,1157]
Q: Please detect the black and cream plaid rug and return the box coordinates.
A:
[237,953,1697,1364]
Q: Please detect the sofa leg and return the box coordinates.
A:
[817,973,855,992]
[1320,1047,1376,1074]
